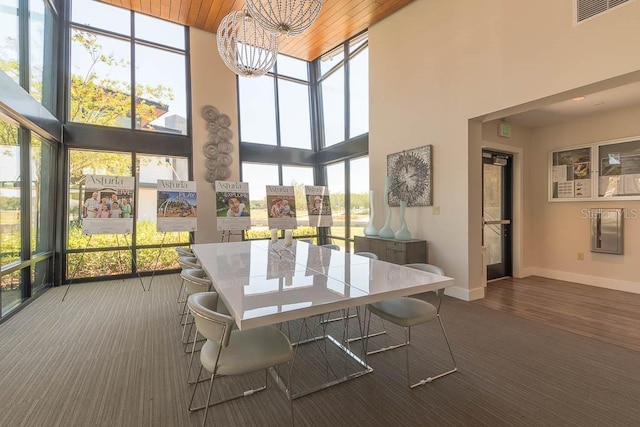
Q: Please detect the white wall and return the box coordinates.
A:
[528,106,640,293]
[190,28,241,243]
[369,0,640,299]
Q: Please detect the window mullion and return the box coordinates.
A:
[129,10,135,130]
[274,72,282,147]
[19,0,30,91]
[19,127,32,298]
[344,41,350,144]
[345,160,351,240]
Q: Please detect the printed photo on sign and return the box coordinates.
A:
[304,186,333,227]
[216,193,250,217]
[215,181,251,231]
[82,175,135,235]
[157,180,197,232]
[266,185,297,230]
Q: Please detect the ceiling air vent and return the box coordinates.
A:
[576,0,636,23]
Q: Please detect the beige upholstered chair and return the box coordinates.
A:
[365,263,457,388]
[185,291,219,383]
[180,269,212,346]
[176,256,200,307]
[187,292,294,426]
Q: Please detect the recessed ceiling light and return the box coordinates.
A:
[572,96,586,101]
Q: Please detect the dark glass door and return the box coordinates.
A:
[482,151,512,280]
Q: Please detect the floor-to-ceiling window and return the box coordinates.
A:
[0,0,59,320]
[0,115,23,315]
[63,0,192,281]
[239,52,318,241]
[238,33,370,249]
[0,112,57,318]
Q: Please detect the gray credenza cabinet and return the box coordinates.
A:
[353,235,427,265]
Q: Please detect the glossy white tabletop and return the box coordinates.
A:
[191,240,454,330]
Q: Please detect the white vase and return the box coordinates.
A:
[364,190,378,236]
[378,177,395,239]
[394,201,412,241]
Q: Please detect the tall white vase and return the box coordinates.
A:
[378,177,395,239]
[363,190,378,236]
[394,201,412,241]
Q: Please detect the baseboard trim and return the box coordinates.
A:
[445,286,485,301]
[532,268,640,295]
[519,267,536,278]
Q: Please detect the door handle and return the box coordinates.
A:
[483,220,511,225]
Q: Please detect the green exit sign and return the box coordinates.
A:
[498,122,511,138]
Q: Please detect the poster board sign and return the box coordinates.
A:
[156,180,197,232]
[215,181,251,231]
[304,185,333,227]
[82,175,134,235]
[266,185,297,230]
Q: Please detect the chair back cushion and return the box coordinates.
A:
[175,247,193,256]
[188,292,234,348]
[181,269,212,294]
[178,256,200,269]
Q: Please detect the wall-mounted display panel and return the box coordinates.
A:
[549,145,593,201]
[597,138,640,199]
[549,136,640,201]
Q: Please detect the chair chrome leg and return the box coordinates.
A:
[188,365,204,411]
[187,330,199,384]
[438,314,457,368]
[404,327,411,388]
[181,312,191,342]
[346,309,387,345]
[408,316,458,389]
[179,298,189,325]
[202,372,216,427]
[176,278,185,305]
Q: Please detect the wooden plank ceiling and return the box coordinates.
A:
[100,0,416,61]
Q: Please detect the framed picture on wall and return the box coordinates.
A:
[549,145,594,201]
[597,137,640,198]
[387,145,433,207]
[548,136,640,201]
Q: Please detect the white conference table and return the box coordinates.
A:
[191,239,455,331]
[191,239,454,398]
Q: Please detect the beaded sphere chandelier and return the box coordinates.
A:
[245,0,323,37]
[216,10,279,77]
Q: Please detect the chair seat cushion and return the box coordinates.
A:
[368,298,437,327]
[200,326,293,376]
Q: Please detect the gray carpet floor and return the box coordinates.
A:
[1,274,639,426]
